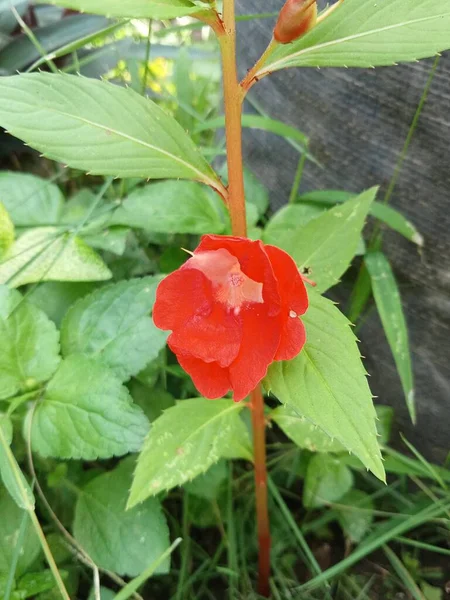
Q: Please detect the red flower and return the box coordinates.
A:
[153,235,308,401]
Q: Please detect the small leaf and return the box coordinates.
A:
[303,453,353,509]
[111,181,224,235]
[184,460,227,500]
[49,0,202,20]
[0,171,63,227]
[365,252,415,423]
[61,277,168,382]
[0,285,60,400]
[0,488,40,575]
[335,490,374,543]
[271,404,345,453]
[256,0,450,73]
[0,73,222,192]
[0,202,14,259]
[128,398,245,506]
[298,190,423,245]
[74,459,170,577]
[265,292,385,481]
[30,354,150,460]
[0,227,112,287]
[265,189,376,293]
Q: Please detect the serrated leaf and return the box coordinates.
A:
[61,277,167,382]
[303,453,353,509]
[48,0,201,20]
[0,227,112,287]
[257,0,450,74]
[265,292,384,481]
[0,489,40,575]
[264,189,376,293]
[298,190,423,246]
[0,73,222,192]
[365,252,415,423]
[335,490,374,543]
[0,285,60,400]
[30,354,150,460]
[74,459,170,577]
[128,398,245,506]
[271,404,345,453]
[0,171,63,227]
[111,181,224,235]
[0,202,14,259]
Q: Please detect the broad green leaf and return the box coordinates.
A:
[61,277,167,382]
[265,293,385,481]
[0,489,40,575]
[257,0,450,74]
[111,181,224,235]
[264,203,326,239]
[16,570,60,598]
[0,0,28,35]
[303,453,353,509]
[365,252,415,423]
[48,0,202,20]
[0,227,112,287]
[0,172,63,227]
[184,460,227,500]
[0,285,60,400]
[271,404,345,453]
[30,354,150,460]
[128,398,245,506]
[335,490,374,543]
[0,202,13,259]
[130,382,175,424]
[0,74,222,192]
[298,190,423,246]
[265,189,376,293]
[74,459,170,577]
[83,226,130,256]
[421,582,443,600]
[27,281,97,327]
[88,587,115,600]
[0,414,33,510]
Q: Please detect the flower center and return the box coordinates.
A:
[186,249,264,311]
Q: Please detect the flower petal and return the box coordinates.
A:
[176,353,231,399]
[168,302,242,367]
[229,306,281,401]
[153,268,212,331]
[265,244,308,315]
[274,316,306,361]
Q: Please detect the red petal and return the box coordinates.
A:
[168,301,242,367]
[196,235,281,315]
[274,317,306,361]
[176,353,231,399]
[229,306,281,401]
[153,269,212,331]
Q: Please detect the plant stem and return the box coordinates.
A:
[218,1,247,237]
[250,385,271,597]
[288,151,307,204]
[217,4,271,594]
[241,38,278,94]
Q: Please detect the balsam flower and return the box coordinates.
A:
[153,235,308,401]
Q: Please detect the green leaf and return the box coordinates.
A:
[17,570,60,598]
[264,203,325,238]
[128,398,245,506]
[111,181,224,235]
[0,285,60,400]
[298,190,423,246]
[265,292,385,481]
[184,460,227,500]
[27,281,97,327]
[83,226,130,256]
[0,172,63,227]
[0,489,40,575]
[88,587,115,600]
[257,0,450,73]
[30,354,150,460]
[303,453,353,509]
[265,189,376,293]
[61,277,167,382]
[0,73,222,192]
[242,168,269,218]
[365,252,415,423]
[74,459,170,577]
[271,404,345,453]
[0,227,112,287]
[0,202,14,259]
[376,405,394,446]
[48,0,202,20]
[335,490,374,543]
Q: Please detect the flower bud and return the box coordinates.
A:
[274,0,317,44]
